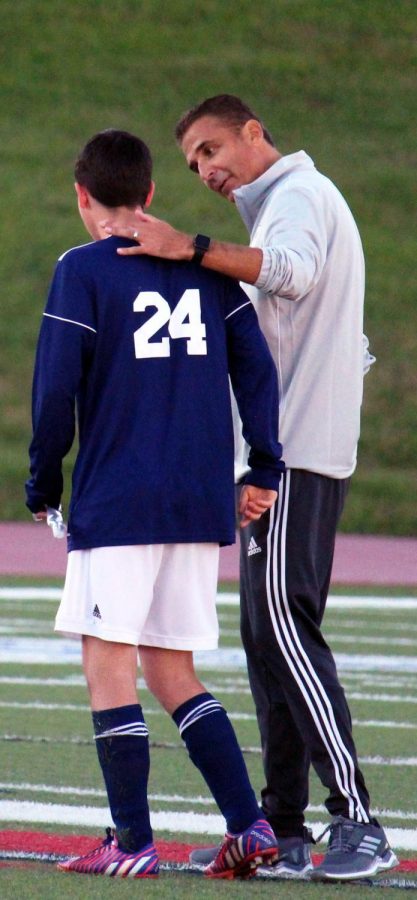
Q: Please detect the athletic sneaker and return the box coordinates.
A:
[203,817,278,879]
[57,827,159,878]
[311,816,399,881]
[269,828,314,878]
[190,827,313,878]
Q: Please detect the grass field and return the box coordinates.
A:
[1,0,416,533]
[1,579,416,896]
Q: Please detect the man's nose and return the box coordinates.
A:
[198,159,214,185]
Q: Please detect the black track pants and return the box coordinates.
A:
[239,469,371,837]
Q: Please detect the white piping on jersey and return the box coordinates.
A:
[43,312,97,334]
[58,242,92,262]
[265,471,369,823]
[224,300,252,320]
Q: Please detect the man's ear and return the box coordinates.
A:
[74,182,91,208]
[242,119,264,145]
[144,181,155,208]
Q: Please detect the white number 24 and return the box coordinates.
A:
[133,289,207,358]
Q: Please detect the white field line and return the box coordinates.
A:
[0,800,416,850]
[1,673,415,688]
[2,587,417,610]
[1,782,417,826]
[326,634,417,647]
[1,728,416,766]
[2,638,417,674]
[0,700,416,731]
[4,622,417,647]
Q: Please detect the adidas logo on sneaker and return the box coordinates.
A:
[93,605,102,619]
[248,536,262,557]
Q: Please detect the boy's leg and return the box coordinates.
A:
[139,645,277,876]
[83,636,153,851]
[59,636,158,877]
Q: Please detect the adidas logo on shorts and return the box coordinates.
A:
[93,604,102,619]
[247,536,262,557]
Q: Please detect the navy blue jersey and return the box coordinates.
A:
[26,237,284,549]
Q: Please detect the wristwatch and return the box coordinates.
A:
[192,233,211,264]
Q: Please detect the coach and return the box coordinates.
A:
[104,94,397,882]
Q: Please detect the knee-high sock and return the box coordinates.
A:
[92,703,153,852]
[172,692,260,834]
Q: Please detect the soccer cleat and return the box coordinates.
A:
[190,827,314,879]
[203,817,278,879]
[311,816,399,881]
[57,827,159,878]
[267,828,314,878]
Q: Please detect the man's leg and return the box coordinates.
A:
[240,470,370,823]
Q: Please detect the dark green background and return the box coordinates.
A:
[1,0,416,532]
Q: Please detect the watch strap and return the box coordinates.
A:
[192,233,211,264]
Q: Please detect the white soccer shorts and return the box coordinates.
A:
[55,543,220,650]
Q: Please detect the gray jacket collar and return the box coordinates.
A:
[233,151,315,232]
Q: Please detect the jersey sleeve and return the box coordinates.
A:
[25,254,96,513]
[224,281,284,490]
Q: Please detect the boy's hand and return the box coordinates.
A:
[239,485,277,528]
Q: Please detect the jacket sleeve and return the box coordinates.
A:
[225,286,284,490]
[255,185,328,300]
[25,257,96,513]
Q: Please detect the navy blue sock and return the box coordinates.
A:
[172,692,260,834]
[92,703,153,852]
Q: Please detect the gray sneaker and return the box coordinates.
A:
[189,828,314,879]
[311,816,399,881]
[189,844,220,868]
[265,829,314,878]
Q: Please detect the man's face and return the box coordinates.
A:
[181,115,264,201]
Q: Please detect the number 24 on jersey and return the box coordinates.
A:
[134,289,207,358]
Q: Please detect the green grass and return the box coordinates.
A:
[1,585,416,895]
[2,866,411,900]
[1,0,416,533]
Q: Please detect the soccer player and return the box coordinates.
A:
[103,96,398,882]
[25,128,284,879]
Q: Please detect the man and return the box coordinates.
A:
[26,128,285,879]
[103,96,398,882]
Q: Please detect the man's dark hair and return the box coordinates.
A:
[175,94,275,147]
[74,129,153,208]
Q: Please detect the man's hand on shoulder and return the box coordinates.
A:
[101,210,193,260]
[239,485,277,528]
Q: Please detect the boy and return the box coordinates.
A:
[26,129,284,879]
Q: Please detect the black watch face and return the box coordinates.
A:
[194,235,210,252]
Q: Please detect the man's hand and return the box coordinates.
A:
[239,485,277,528]
[101,210,193,260]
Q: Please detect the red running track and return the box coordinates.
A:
[0,523,416,585]
[0,830,416,873]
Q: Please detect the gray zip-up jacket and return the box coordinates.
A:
[233,151,373,479]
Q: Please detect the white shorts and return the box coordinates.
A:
[55,543,220,650]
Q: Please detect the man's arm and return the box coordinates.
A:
[102,210,263,284]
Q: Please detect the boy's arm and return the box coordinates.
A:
[25,259,95,515]
[238,484,277,528]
